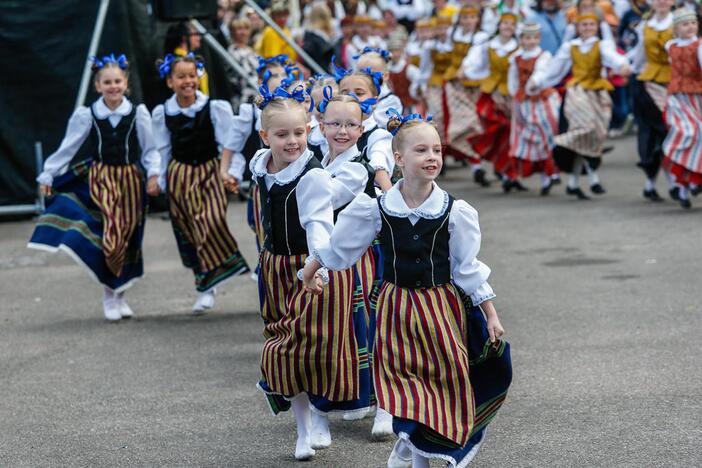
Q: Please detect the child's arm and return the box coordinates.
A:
[135,104,161,196]
[219,149,244,194]
[526,51,553,94]
[150,104,171,192]
[480,299,505,343]
[541,41,574,88]
[366,130,395,192]
[507,54,519,97]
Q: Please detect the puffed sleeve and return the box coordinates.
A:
[135,104,161,178]
[366,128,394,173]
[329,162,370,209]
[230,103,256,154]
[228,153,247,183]
[209,99,236,151]
[297,168,335,255]
[528,51,553,93]
[507,53,520,97]
[37,106,92,186]
[151,104,171,191]
[417,45,433,86]
[627,22,646,73]
[542,41,574,88]
[599,39,629,72]
[314,193,382,271]
[448,200,495,305]
[463,41,490,81]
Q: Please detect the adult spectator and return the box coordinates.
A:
[302,3,337,72]
[227,17,259,107]
[259,2,297,59]
[334,16,355,68]
[525,0,567,54]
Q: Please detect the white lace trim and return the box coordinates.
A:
[379,182,450,220]
[397,428,486,468]
[250,149,315,185]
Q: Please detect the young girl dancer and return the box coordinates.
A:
[29,54,160,321]
[628,0,675,201]
[661,8,702,209]
[544,14,632,199]
[251,88,359,461]
[151,54,249,312]
[307,75,339,161]
[302,113,512,468]
[354,47,404,130]
[465,12,520,190]
[507,23,562,195]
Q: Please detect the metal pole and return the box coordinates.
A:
[189,19,260,92]
[35,141,45,212]
[242,0,326,76]
[74,0,111,110]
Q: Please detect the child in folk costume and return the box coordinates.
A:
[465,12,520,189]
[629,0,676,202]
[29,55,160,321]
[507,23,562,195]
[250,89,359,461]
[355,47,404,130]
[307,74,339,161]
[347,15,387,64]
[445,5,492,186]
[661,8,702,209]
[151,54,250,312]
[301,114,512,468]
[543,14,632,199]
[387,35,423,115]
[406,18,434,70]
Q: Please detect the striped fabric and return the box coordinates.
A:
[470,92,514,176]
[258,250,359,401]
[167,159,249,291]
[444,82,483,162]
[88,162,143,277]
[662,93,702,185]
[509,92,561,163]
[425,85,447,142]
[645,81,668,113]
[248,182,265,252]
[374,282,473,446]
[554,86,611,157]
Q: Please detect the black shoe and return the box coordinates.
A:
[566,186,590,200]
[551,176,562,185]
[669,187,681,201]
[679,198,692,209]
[540,181,553,196]
[502,179,514,193]
[590,183,606,195]
[643,189,663,202]
[513,180,529,192]
[473,168,491,187]
[691,185,702,197]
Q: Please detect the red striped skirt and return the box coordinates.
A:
[373,282,473,446]
[662,93,702,185]
[469,92,514,176]
[88,162,144,277]
[259,250,359,401]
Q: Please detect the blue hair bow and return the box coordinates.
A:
[258,84,311,110]
[158,52,204,79]
[256,54,289,73]
[352,47,391,61]
[385,108,433,135]
[318,87,377,115]
[91,53,128,70]
[331,55,352,82]
[317,86,335,114]
[358,67,383,94]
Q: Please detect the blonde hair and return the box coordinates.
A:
[356,52,389,73]
[320,94,365,119]
[255,95,307,129]
[339,71,381,97]
[93,60,129,83]
[229,17,251,32]
[386,118,439,153]
[308,3,334,38]
[309,75,338,92]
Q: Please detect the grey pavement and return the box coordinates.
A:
[1,136,700,467]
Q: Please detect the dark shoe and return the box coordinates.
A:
[679,198,692,209]
[502,179,514,193]
[551,175,562,185]
[512,180,529,191]
[540,181,553,196]
[643,189,663,202]
[473,168,491,187]
[669,187,681,201]
[590,183,606,195]
[690,185,702,197]
[566,186,590,200]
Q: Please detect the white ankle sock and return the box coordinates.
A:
[412,452,431,468]
[567,174,579,190]
[103,287,115,301]
[396,439,412,459]
[540,173,551,188]
[645,178,655,191]
[665,171,676,189]
[471,164,483,173]
[679,186,690,200]
[291,394,314,459]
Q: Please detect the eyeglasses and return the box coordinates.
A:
[323,121,362,131]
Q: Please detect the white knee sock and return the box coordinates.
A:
[679,186,690,200]
[291,393,314,459]
[540,173,551,188]
[103,287,115,301]
[412,451,431,468]
[645,178,655,191]
[664,171,676,189]
[584,162,600,185]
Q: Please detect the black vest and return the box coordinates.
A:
[309,143,325,162]
[257,156,324,255]
[332,153,377,221]
[76,103,140,166]
[241,103,263,181]
[377,194,454,288]
[164,99,219,165]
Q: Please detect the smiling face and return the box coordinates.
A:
[675,18,699,39]
[167,60,199,101]
[94,66,128,108]
[577,18,598,39]
[520,31,541,50]
[340,74,378,100]
[259,105,309,170]
[320,100,363,157]
[651,0,674,14]
[394,123,443,183]
[498,18,516,39]
[459,12,480,31]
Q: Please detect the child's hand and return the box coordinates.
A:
[39,184,52,197]
[301,261,324,295]
[487,314,504,343]
[146,176,161,196]
[619,64,633,78]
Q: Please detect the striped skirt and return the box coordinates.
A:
[469,92,514,176]
[425,85,447,142]
[28,160,146,292]
[662,93,702,186]
[444,82,483,162]
[167,158,249,292]
[554,86,611,157]
[258,250,359,404]
[509,93,561,163]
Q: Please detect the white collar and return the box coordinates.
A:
[378,83,392,99]
[250,148,315,185]
[164,91,208,116]
[432,36,454,51]
[308,124,325,144]
[518,47,542,59]
[489,37,518,54]
[647,12,673,31]
[454,28,487,44]
[572,36,599,47]
[93,97,132,119]
[362,115,378,132]
[380,180,449,219]
[309,114,320,129]
[322,145,360,173]
[672,37,697,46]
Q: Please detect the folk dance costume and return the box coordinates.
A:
[544,34,629,198]
[418,21,454,145]
[507,42,562,193]
[152,91,250,294]
[373,83,404,131]
[465,33,519,180]
[628,11,674,200]
[314,182,512,467]
[29,97,159,295]
[661,30,702,208]
[251,149,360,412]
[388,55,422,114]
[308,115,328,162]
[358,114,395,183]
[346,32,387,66]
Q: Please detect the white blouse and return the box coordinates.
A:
[321,145,370,209]
[507,47,553,97]
[628,12,674,74]
[37,98,160,186]
[463,36,519,81]
[452,28,489,47]
[418,36,454,86]
[360,116,394,174]
[562,21,615,44]
[543,37,628,88]
[152,91,243,188]
[664,37,702,67]
[373,83,404,130]
[314,181,496,305]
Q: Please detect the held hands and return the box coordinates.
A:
[619,64,633,78]
[301,261,324,295]
[39,184,52,197]
[221,171,240,194]
[146,176,161,196]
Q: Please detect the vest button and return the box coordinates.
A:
[412,234,419,240]
[415,280,422,287]
[415,258,421,264]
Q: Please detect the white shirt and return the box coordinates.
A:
[507,47,553,96]
[665,36,702,68]
[308,115,330,157]
[152,91,244,189]
[464,36,519,81]
[543,37,629,88]
[321,145,369,209]
[314,181,495,305]
[373,83,404,130]
[418,36,454,86]
[628,12,674,74]
[37,97,160,186]
[377,0,430,21]
[562,20,615,44]
[452,28,489,48]
[360,115,394,174]
[347,35,388,66]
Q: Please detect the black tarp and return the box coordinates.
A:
[0,0,233,205]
